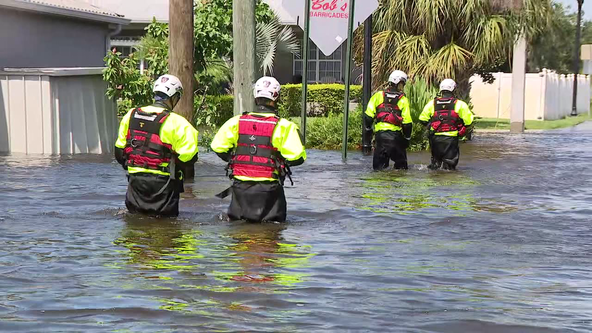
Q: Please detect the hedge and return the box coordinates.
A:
[278,84,362,118]
[194,94,234,128]
[193,84,362,127]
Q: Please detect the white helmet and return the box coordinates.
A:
[254,76,281,101]
[153,74,183,98]
[388,70,408,85]
[440,79,457,92]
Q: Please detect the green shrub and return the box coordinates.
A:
[404,78,439,151]
[305,108,363,150]
[278,84,363,118]
[194,95,234,127]
[192,83,362,128]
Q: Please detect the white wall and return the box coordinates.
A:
[470,70,591,121]
[0,68,117,154]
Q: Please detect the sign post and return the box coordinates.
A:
[263,0,379,159]
[301,0,311,144]
[342,0,356,161]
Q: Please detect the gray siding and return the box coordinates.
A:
[0,9,109,68]
[275,49,297,85]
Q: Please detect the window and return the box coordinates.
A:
[110,37,141,58]
[294,41,343,83]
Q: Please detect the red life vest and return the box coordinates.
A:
[376,91,404,126]
[430,97,462,133]
[230,114,281,179]
[124,108,174,172]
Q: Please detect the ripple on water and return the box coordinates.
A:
[0,133,591,331]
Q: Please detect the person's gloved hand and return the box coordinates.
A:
[458,126,467,138]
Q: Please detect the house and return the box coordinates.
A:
[0,0,130,68]
[0,0,130,154]
[81,0,168,56]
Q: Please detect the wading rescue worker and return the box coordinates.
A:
[363,70,413,170]
[210,76,306,222]
[419,79,474,170]
[114,74,199,217]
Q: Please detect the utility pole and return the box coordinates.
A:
[572,0,584,116]
[233,0,257,116]
[300,0,311,144]
[169,0,194,121]
[342,0,356,161]
[169,0,195,178]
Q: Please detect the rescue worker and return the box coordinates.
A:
[211,76,306,223]
[419,79,474,170]
[114,74,199,217]
[363,70,413,170]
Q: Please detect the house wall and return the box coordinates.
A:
[0,69,117,154]
[470,71,591,121]
[275,49,298,84]
[0,9,109,68]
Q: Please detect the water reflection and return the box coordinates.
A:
[112,217,314,316]
[359,170,479,214]
[220,223,313,287]
[114,215,204,272]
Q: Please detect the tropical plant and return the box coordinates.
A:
[256,16,300,76]
[104,1,299,112]
[364,0,553,97]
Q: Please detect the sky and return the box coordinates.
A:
[557,0,592,19]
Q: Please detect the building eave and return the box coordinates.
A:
[0,0,130,25]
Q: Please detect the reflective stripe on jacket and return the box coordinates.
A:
[116,105,199,176]
[211,111,306,182]
[365,91,412,133]
[419,98,474,137]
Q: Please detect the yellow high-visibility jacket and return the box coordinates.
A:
[365,91,413,133]
[419,99,474,137]
[115,105,199,176]
[211,112,306,182]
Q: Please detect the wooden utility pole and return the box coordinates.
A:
[169,0,194,120]
[169,0,195,178]
[233,0,257,115]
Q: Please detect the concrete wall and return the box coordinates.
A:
[470,71,591,121]
[0,68,117,154]
[0,9,109,68]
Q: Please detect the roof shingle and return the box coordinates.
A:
[18,0,123,18]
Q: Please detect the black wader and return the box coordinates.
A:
[373,130,409,171]
[429,135,460,170]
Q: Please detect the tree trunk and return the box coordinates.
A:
[169,0,195,178]
[233,0,257,116]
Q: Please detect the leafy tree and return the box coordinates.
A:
[366,0,553,97]
[528,3,576,73]
[104,1,299,117]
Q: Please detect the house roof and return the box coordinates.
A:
[83,0,168,24]
[0,0,130,24]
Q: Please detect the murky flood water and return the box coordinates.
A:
[2,124,592,332]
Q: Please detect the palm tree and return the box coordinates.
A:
[369,0,552,96]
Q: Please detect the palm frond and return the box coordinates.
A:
[425,42,473,82]
[256,16,300,76]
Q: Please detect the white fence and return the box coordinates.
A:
[0,68,117,154]
[470,70,591,121]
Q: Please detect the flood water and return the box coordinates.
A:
[1,123,592,332]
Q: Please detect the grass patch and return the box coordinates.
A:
[475,113,592,130]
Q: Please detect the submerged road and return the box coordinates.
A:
[1,124,592,332]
